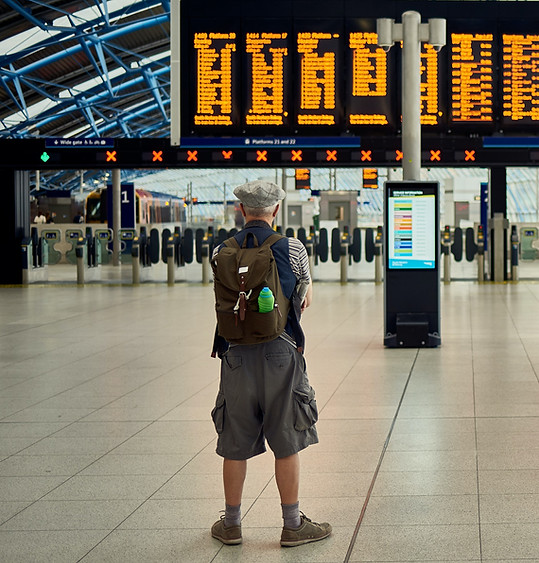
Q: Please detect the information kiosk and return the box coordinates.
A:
[384,181,440,348]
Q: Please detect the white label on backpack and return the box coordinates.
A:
[238,266,249,274]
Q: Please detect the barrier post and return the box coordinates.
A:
[511,225,519,282]
[75,237,86,285]
[442,225,452,284]
[132,236,140,285]
[339,228,350,284]
[167,237,175,286]
[374,227,383,284]
[477,225,485,282]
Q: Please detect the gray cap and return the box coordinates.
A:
[233,180,285,208]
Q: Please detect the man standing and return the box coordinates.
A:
[210,180,331,547]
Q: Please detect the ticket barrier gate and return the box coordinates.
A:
[75,229,103,285]
[297,226,316,277]
[40,229,62,265]
[95,229,113,264]
[65,229,83,264]
[196,227,214,285]
[130,228,160,284]
[331,227,352,284]
[21,229,48,284]
[519,227,539,261]
[441,226,486,283]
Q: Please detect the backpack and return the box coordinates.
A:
[211,232,290,345]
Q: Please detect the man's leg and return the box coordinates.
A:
[275,453,299,505]
[212,458,246,545]
[275,453,332,546]
[275,454,301,529]
[223,458,247,506]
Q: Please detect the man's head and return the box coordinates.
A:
[233,180,285,222]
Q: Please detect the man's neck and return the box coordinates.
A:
[244,217,273,228]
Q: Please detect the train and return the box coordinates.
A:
[85,186,185,224]
[31,187,185,225]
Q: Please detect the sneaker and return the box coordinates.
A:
[211,516,242,545]
[280,513,332,547]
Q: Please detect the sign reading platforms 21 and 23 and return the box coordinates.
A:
[176,0,539,141]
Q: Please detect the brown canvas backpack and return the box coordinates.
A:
[211,232,289,345]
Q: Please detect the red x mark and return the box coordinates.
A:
[291,150,303,162]
[222,150,233,160]
[326,150,337,162]
[395,150,403,161]
[464,150,476,161]
[187,150,198,162]
[256,150,268,162]
[361,150,372,162]
[430,150,441,162]
[152,150,163,162]
[106,150,117,162]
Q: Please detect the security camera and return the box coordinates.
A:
[380,45,392,53]
[431,45,443,53]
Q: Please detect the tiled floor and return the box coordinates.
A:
[1,275,539,562]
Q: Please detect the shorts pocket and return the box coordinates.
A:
[293,385,318,431]
[211,392,226,434]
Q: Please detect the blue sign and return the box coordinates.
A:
[45,138,114,148]
[180,137,361,148]
[107,183,135,230]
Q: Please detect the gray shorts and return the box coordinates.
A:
[211,338,319,460]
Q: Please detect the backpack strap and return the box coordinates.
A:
[261,232,285,248]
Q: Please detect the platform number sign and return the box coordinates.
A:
[107,183,136,230]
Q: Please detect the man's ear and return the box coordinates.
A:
[240,203,247,217]
[272,203,280,217]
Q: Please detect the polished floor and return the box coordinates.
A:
[1,271,539,562]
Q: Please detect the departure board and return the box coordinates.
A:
[193,32,238,126]
[177,0,539,140]
[296,30,341,126]
[502,34,539,125]
[450,33,494,123]
[347,32,393,126]
[420,44,443,126]
[245,32,289,126]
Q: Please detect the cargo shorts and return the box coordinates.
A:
[211,337,319,460]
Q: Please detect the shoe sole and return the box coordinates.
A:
[211,533,242,545]
[281,531,331,547]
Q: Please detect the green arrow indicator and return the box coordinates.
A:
[40,152,50,163]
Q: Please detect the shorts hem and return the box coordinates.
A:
[215,446,267,460]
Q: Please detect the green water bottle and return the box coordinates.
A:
[258,286,274,313]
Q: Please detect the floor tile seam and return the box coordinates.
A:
[0,317,208,397]
[343,349,420,563]
[0,415,203,527]
[72,440,232,562]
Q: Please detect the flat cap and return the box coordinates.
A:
[233,180,285,208]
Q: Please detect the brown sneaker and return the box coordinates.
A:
[211,516,242,545]
[280,513,332,547]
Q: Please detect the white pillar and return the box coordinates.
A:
[402,11,421,181]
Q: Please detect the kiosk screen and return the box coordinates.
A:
[388,186,436,269]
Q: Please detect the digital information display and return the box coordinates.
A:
[175,1,539,143]
[388,190,436,269]
[450,33,494,123]
[502,34,539,125]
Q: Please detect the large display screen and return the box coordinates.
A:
[387,184,437,269]
[177,0,539,140]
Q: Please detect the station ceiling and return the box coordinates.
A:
[0,0,170,140]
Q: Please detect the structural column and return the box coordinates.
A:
[112,168,121,266]
[1,170,30,285]
[490,166,508,281]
